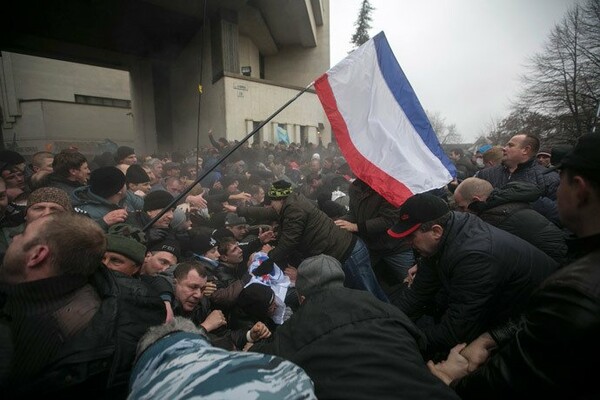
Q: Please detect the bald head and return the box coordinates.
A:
[454,177,494,212]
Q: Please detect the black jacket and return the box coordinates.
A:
[0,266,165,398]
[342,179,410,257]
[392,212,558,355]
[252,287,459,400]
[454,233,600,399]
[237,192,355,265]
[469,181,567,263]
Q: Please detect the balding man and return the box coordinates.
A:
[0,214,160,396]
[454,178,566,263]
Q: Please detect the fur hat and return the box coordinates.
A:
[143,190,174,212]
[89,166,126,199]
[126,164,151,184]
[296,254,345,296]
[268,180,293,200]
[27,187,73,212]
[115,146,135,163]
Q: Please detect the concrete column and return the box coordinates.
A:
[128,58,157,155]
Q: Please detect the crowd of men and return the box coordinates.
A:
[0,130,598,399]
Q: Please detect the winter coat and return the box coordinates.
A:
[469,181,567,263]
[393,212,558,355]
[43,173,84,196]
[0,265,166,397]
[343,179,411,257]
[129,331,316,399]
[454,234,600,399]
[237,192,355,265]
[477,158,560,200]
[252,287,459,400]
[71,186,121,230]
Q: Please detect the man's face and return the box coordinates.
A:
[453,191,471,212]
[537,154,551,167]
[130,182,152,194]
[72,162,91,184]
[142,251,177,275]
[228,224,248,240]
[102,251,140,276]
[226,180,239,194]
[26,202,66,222]
[122,154,137,165]
[204,246,220,261]
[407,228,440,258]
[310,160,321,173]
[166,180,183,196]
[1,217,47,284]
[503,135,528,166]
[449,151,460,162]
[253,187,265,203]
[143,167,157,184]
[146,209,174,228]
[152,163,163,178]
[221,243,243,264]
[270,199,284,214]
[166,168,180,178]
[36,157,54,173]
[2,169,25,189]
[0,181,8,214]
[175,269,207,312]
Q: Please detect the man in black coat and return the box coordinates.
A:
[250,254,458,400]
[454,178,567,263]
[428,133,600,400]
[388,193,558,357]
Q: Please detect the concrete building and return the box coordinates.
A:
[0,0,331,157]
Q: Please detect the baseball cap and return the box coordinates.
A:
[388,193,450,238]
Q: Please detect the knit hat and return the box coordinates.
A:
[89,166,126,199]
[189,231,218,255]
[296,254,345,296]
[148,238,181,259]
[388,193,450,238]
[212,227,234,241]
[105,223,147,265]
[224,213,247,227]
[268,180,293,200]
[0,150,26,166]
[126,164,151,184]
[27,187,73,212]
[115,146,135,163]
[143,190,174,212]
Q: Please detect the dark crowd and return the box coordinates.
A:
[0,130,599,400]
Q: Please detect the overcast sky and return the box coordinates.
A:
[329,0,582,143]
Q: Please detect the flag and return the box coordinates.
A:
[314,32,456,207]
[276,126,290,144]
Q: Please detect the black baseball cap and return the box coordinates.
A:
[548,133,600,173]
[388,193,450,238]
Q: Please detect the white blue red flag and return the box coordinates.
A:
[314,31,456,207]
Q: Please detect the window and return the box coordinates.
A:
[74,94,131,108]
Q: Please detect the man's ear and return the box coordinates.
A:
[573,175,592,206]
[431,224,444,240]
[26,244,50,268]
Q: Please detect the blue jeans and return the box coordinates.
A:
[342,238,389,302]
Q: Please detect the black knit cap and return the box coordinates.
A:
[0,150,26,165]
[116,146,135,163]
[143,190,174,212]
[148,238,181,259]
[268,180,293,200]
[89,166,126,199]
[126,164,151,184]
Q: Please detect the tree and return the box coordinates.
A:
[350,0,375,48]
[426,110,463,144]
[484,107,557,146]
[516,0,600,142]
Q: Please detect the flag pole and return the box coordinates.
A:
[143,81,315,231]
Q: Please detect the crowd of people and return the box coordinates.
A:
[0,129,598,399]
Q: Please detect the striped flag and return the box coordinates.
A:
[314,32,456,207]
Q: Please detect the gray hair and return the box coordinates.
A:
[135,317,207,358]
